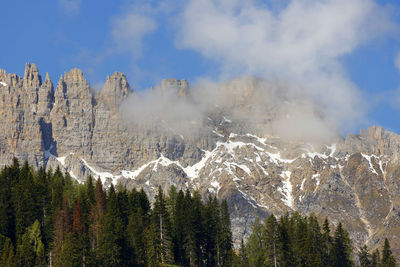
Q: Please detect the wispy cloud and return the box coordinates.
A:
[174,0,396,132]
[59,0,81,14]
[111,12,157,59]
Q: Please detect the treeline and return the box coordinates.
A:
[0,159,235,266]
[239,213,397,267]
[0,159,397,267]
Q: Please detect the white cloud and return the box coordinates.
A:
[111,13,157,59]
[174,0,395,132]
[59,0,81,14]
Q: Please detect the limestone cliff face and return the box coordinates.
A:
[50,69,94,158]
[2,63,400,256]
[0,63,50,168]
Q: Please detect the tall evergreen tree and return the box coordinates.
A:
[381,238,396,267]
[172,189,187,265]
[16,220,46,267]
[305,215,324,266]
[147,186,173,265]
[247,217,264,267]
[371,249,380,267]
[53,196,72,264]
[322,218,333,266]
[89,178,106,251]
[12,161,41,239]
[239,238,249,267]
[216,199,233,267]
[0,167,15,243]
[332,222,353,267]
[358,245,372,267]
[277,214,295,267]
[97,185,124,266]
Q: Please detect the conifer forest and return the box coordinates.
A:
[0,159,396,267]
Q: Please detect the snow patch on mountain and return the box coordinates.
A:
[278,171,293,209]
[361,154,379,175]
[81,158,120,185]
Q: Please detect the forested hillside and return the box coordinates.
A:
[0,159,396,266]
[241,214,396,267]
[0,159,233,266]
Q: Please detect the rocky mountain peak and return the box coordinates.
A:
[0,69,6,81]
[3,63,400,256]
[64,68,86,83]
[160,78,189,97]
[43,72,53,89]
[54,75,66,99]
[37,73,54,117]
[102,72,132,108]
[0,69,23,87]
[23,63,41,89]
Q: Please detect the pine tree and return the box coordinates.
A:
[172,189,187,265]
[55,232,85,267]
[16,220,46,267]
[305,215,323,266]
[246,217,264,267]
[12,161,41,239]
[0,167,15,243]
[201,195,219,267]
[52,196,72,264]
[278,214,295,267]
[358,245,372,267]
[127,207,147,265]
[291,212,308,266]
[89,178,106,251]
[217,199,233,267]
[332,222,353,267]
[0,235,15,267]
[381,238,396,267]
[72,198,84,234]
[86,175,95,206]
[371,249,380,267]
[322,218,332,266]
[239,238,249,267]
[97,184,124,266]
[35,166,53,253]
[50,166,65,211]
[148,186,173,265]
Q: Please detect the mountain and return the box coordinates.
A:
[1,63,400,255]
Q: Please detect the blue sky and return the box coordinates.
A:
[1,0,400,135]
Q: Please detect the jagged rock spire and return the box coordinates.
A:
[54,74,66,99]
[23,63,42,88]
[102,72,133,108]
[41,72,53,90]
[160,78,189,97]
[64,68,86,83]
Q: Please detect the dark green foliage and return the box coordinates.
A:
[332,222,353,267]
[239,238,249,267]
[13,161,41,238]
[0,160,397,267]
[358,245,371,267]
[246,217,264,266]
[97,185,124,266]
[381,238,396,267]
[244,214,377,267]
[0,234,15,266]
[16,220,45,267]
[372,249,381,267]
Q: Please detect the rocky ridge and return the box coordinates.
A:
[1,63,400,255]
